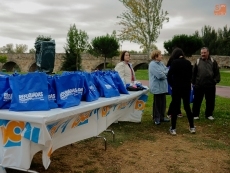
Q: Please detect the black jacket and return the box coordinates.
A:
[192,57,220,88]
[167,57,192,88]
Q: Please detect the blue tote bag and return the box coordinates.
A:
[110,71,129,94]
[81,72,100,102]
[47,75,58,109]
[167,83,172,95]
[0,73,12,109]
[91,71,104,97]
[54,73,84,108]
[93,72,120,98]
[9,72,50,111]
[167,67,172,95]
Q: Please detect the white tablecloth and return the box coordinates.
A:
[0,89,148,170]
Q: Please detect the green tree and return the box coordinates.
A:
[141,43,158,53]
[29,48,36,53]
[216,25,230,56]
[164,34,203,57]
[117,0,169,57]
[15,44,28,53]
[0,44,15,53]
[200,25,218,55]
[129,50,139,53]
[35,35,52,42]
[62,24,89,71]
[89,34,119,69]
[194,25,230,56]
[0,55,7,63]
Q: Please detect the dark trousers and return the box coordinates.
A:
[168,99,182,115]
[153,93,166,122]
[171,87,194,129]
[192,86,216,118]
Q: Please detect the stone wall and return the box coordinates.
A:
[0,53,230,73]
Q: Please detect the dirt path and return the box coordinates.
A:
[140,80,230,98]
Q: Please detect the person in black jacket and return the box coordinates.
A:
[192,47,220,120]
[167,48,195,135]
[166,49,183,118]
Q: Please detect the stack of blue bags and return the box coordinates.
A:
[0,70,132,111]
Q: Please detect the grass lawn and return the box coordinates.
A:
[219,70,230,86]
[102,93,230,149]
[135,69,230,87]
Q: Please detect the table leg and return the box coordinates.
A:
[96,136,107,151]
[105,129,115,142]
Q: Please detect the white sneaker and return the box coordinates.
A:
[207,116,214,120]
[189,127,196,134]
[169,128,176,135]
[194,117,199,120]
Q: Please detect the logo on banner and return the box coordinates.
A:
[135,94,148,111]
[71,111,91,128]
[214,4,226,15]
[1,121,25,147]
[47,111,91,137]
[0,121,41,147]
[118,102,128,110]
[47,118,72,137]
[101,106,111,117]
[23,122,41,143]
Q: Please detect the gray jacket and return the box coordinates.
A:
[192,57,220,88]
[148,60,168,94]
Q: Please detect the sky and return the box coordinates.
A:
[0,0,229,53]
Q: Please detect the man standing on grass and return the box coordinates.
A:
[192,47,220,120]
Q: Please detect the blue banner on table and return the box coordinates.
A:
[9,72,50,111]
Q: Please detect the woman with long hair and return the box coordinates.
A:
[167,48,195,135]
[167,48,183,118]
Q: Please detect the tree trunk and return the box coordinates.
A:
[147,47,151,60]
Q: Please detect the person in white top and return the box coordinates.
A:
[115,51,136,84]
